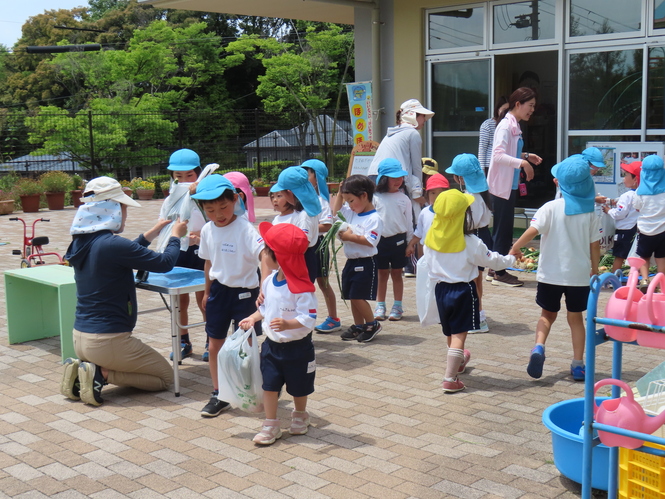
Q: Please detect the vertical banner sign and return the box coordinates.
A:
[346,81,373,143]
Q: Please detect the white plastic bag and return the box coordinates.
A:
[217,326,264,413]
[416,256,440,327]
[595,204,616,256]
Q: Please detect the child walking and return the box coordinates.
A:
[511,156,601,382]
[192,175,265,417]
[331,174,383,342]
[635,155,665,276]
[373,158,414,321]
[422,189,514,392]
[446,153,493,334]
[239,222,317,445]
[406,173,449,260]
[301,159,342,333]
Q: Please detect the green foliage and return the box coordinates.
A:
[148,174,171,196]
[71,174,84,190]
[40,170,72,192]
[13,178,44,196]
[129,177,154,190]
[0,172,21,193]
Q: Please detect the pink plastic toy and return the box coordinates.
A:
[635,273,665,348]
[603,257,645,342]
[594,378,665,449]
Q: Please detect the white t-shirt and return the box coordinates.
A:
[414,206,435,240]
[607,189,638,230]
[259,270,317,343]
[318,195,333,236]
[469,193,491,229]
[635,192,665,236]
[273,210,319,247]
[338,205,383,259]
[530,198,602,286]
[198,216,264,288]
[373,191,414,240]
[425,235,515,283]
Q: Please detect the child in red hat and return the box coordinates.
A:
[240,222,317,446]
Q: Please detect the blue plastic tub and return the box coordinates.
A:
[542,397,610,491]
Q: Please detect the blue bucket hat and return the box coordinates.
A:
[637,155,665,196]
[445,153,488,194]
[376,158,408,184]
[301,159,330,200]
[192,174,245,216]
[581,147,605,169]
[168,148,200,171]
[270,166,322,217]
[551,156,595,215]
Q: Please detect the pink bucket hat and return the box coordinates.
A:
[223,172,255,222]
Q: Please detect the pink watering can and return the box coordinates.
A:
[635,272,665,348]
[594,379,665,449]
[604,257,645,342]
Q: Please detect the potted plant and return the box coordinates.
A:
[252,178,271,197]
[40,171,71,210]
[130,177,155,200]
[0,189,16,215]
[13,178,44,213]
[160,180,171,198]
[70,174,85,208]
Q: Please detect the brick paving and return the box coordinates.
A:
[0,197,656,498]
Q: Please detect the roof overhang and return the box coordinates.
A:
[138,0,375,25]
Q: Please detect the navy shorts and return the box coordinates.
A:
[304,245,318,283]
[205,281,262,339]
[536,282,589,313]
[434,281,480,336]
[474,226,493,271]
[261,333,315,397]
[376,233,407,270]
[311,236,329,279]
[637,231,665,260]
[342,256,377,300]
[176,245,205,271]
[612,227,637,259]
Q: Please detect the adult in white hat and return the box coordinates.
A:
[61,177,188,407]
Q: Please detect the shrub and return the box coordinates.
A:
[129,177,155,190]
[40,171,71,193]
[71,174,85,190]
[13,178,44,196]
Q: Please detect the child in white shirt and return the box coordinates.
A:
[240,222,317,446]
[406,173,449,259]
[634,155,665,276]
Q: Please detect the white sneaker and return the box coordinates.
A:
[469,320,489,334]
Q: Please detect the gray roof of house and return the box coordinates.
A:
[243,115,353,150]
[0,153,85,172]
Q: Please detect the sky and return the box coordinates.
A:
[0,1,89,49]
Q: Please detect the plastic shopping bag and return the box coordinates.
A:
[217,326,264,413]
[416,256,440,327]
[595,204,616,256]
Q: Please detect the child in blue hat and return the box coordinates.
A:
[192,174,265,417]
[510,156,602,382]
[446,153,493,334]
[373,158,414,322]
[635,154,665,276]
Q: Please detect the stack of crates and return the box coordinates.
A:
[619,442,665,498]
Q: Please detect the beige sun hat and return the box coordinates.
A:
[83,177,141,207]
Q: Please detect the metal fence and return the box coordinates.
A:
[0,108,355,182]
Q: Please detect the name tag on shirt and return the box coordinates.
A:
[221,242,236,254]
[238,292,251,300]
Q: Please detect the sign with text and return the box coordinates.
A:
[345,81,374,143]
[347,141,380,177]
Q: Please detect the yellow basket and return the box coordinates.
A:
[619,442,665,498]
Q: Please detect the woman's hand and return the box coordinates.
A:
[143,218,171,242]
[171,217,188,238]
[522,161,535,181]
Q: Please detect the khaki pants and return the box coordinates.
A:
[73,329,173,392]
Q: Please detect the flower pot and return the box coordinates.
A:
[136,189,155,200]
[327,182,340,193]
[45,191,66,210]
[254,186,271,197]
[71,190,83,208]
[20,194,41,213]
[0,199,15,215]
[123,187,133,196]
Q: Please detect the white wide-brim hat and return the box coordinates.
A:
[83,177,141,207]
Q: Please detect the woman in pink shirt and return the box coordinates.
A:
[487,87,542,287]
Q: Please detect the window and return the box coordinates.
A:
[493,0,556,44]
[648,47,665,129]
[569,0,642,37]
[656,0,665,30]
[428,6,485,51]
[569,48,643,130]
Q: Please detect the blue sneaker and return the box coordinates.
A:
[527,345,546,379]
[170,342,193,361]
[315,317,342,334]
[202,342,209,362]
[571,365,585,381]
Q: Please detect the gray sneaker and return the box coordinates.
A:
[201,395,230,417]
[491,271,523,287]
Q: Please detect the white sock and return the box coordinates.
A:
[445,348,465,379]
[479,309,486,321]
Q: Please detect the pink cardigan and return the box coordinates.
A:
[487,113,523,200]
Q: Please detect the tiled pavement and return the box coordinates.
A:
[0,198,657,498]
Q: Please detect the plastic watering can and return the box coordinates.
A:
[604,257,645,342]
[635,272,665,348]
[594,379,665,449]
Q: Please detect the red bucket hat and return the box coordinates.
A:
[259,222,315,294]
[426,173,450,191]
[621,161,641,185]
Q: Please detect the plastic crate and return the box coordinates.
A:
[619,442,665,498]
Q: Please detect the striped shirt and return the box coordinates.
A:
[478,118,497,172]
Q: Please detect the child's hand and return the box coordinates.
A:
[171,217,189,238]
[188,232,200,246]
[239,317,255,330]
[509,246,523,260]
[601,204,609,213]
[201,292,209,313]
[188,182,199,195]
[405,242,415,257]
[255,290,265,308]
[270,318,287,332]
